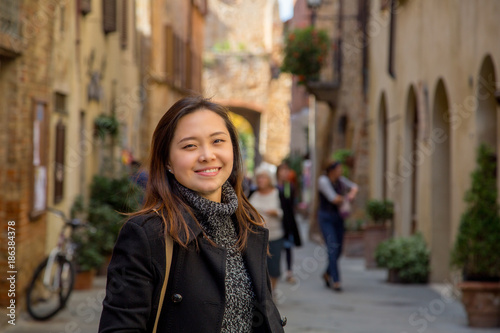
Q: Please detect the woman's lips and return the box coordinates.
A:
[195,167,221,176]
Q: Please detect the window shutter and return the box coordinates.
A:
[54,121,66,204]
[185,41,192,89]
[165,25,174,79]
[103,0,117,34]
[120,0,128,49]
[79,0,92,15]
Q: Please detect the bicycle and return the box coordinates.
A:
[26,208,85,320]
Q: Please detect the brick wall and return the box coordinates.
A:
[0,0,55,314]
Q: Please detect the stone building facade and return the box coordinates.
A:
[137,0,207,159]
[0,0,141,316]
[0,0,56,313]
[291,0,370,231]
[203,0,292,167]
[368,0,500,282]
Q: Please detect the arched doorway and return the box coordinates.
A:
[229,112,255,174]
[402,86,418,236]
[431,79,452,282]
[226,106,261,170]
[377,93,388,199]
[476,55,498,188]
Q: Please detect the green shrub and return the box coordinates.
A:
[86,174,143,256]
[366,199,394,224]
[375,233,430,283]
[94,114,119,140]
[451,144,500,280]
[72,227,105,272]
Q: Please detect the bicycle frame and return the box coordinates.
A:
[42,224,76,290]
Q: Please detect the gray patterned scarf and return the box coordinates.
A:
[175,180,255,333]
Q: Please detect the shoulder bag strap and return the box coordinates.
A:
[152,210,174,333]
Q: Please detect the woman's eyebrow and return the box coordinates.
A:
[177,131,228,144]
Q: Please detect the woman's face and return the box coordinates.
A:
[328,165,342,181]
[256,173,272,190]
[277,165,290,182]
[168,109,234,202]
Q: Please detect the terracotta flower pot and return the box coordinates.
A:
[364,224,390,269]
[74,270,96,290]
[459,281,500,327]
[343,231,364,258]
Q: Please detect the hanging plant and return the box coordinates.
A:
[94,114,119,140]
[281,26,329,84]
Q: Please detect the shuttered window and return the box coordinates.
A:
[54,121,66,204]
[185,41,192,89]
[120,0,128,49]
[79,0,91,15]
[103,0,117,34]
[54,92,67,114]
[165,25,174,80]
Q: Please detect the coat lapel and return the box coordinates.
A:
[243,225,269,303]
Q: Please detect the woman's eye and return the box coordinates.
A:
[182,144,196,149]
[214,139,225,144]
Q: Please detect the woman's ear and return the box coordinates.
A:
[167,165,173,174]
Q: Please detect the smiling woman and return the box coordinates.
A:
[168,109,234,202]
[99,95,286,333]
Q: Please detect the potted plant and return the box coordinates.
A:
[94,113,119,140]
[364,199,394,268]
[281,26,329,84]
[375,233,429,283]
[450,144,500,328]
[87,174,143,274]
[72,227,105,290]
[332,149,354,177]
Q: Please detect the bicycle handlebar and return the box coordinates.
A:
[47,207,85,228]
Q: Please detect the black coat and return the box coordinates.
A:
[278,184,302,247]
[98,213,285,333]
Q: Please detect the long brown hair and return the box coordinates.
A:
[132,95,264,251]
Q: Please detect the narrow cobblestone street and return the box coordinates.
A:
[3,220,499,333]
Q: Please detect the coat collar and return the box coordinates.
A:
[179,210,267,244]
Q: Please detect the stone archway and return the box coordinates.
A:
[477,55,497,149]
[225,104,262,168]
[402,86,419,236]
[377,93,388,199]
[476,56,498,181]
[430,79,452,282]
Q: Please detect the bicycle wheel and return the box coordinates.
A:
[26,255,75,320]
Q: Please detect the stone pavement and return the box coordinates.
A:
[2,228,500,333]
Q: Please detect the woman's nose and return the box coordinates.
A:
[198,145,216,162]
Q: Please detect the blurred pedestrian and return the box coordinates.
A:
[276,162,302,284]
[99,96,285,332]
[129,160,148,191]
[317,161,358,291]
[249,165,284,293]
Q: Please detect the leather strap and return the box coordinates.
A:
[152,210,173,333]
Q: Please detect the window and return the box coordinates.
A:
[165,25,174,79]
[54,92,67,114]
[388,0,396,78]
[54,121,66,204]
[120,0,128,49]
[79,0,91,15]
[185,41,192,89]
[103,0,117,34]
[31,101,48,218]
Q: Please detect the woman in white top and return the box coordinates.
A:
[249,166,284,292]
